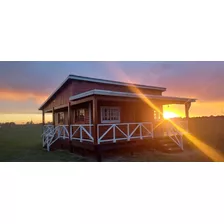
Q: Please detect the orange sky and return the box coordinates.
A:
[0,62,223,124]
[1,100,223,124]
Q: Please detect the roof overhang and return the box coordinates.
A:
[68,74,166,91]
[39,76,70,110]
[39,74,167,110]
[69,89,196,104]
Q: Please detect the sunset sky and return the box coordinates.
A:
[0,61,223,124]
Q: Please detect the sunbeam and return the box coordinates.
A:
[105,65,224,162]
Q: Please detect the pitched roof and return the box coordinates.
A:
[39,74,167,110]
[68,74,166,91]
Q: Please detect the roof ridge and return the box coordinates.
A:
[68,74,166,91]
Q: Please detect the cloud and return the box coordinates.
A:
[0,89,48,104]
[0,61,224,117]
[0,98,40,114]
[104,61,224,102]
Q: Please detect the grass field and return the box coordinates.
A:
[0,125,92,162]
[0,117,223,162]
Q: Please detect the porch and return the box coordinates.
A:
[42,120,188,152]
[41,89,195,152]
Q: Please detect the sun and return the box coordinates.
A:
[163,111,179,119]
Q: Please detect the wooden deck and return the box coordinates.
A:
[42,120,188,161]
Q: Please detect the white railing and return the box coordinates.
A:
[163,121,184,150]
[97,122,153,144]
[42,125,54,147]
[70,124,94,143]
[167,125,184,150]
[42,125,69,151]
[56,125,70,139]
[42,125,54,137]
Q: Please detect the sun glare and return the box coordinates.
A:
[163,111,179,119]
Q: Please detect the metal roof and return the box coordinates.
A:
[69,89,196,104]
[39,74,167,110]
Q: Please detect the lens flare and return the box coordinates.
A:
[163,111,179,119]
[105,65,224,162]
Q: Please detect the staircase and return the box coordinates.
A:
[42,125,69,151]
[155,136,183,153]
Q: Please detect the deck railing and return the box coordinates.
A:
[97,122,153,144]
[42,120,187,150]
[70,124,94,143]
[166,123,184,150]
[163,120,186,150]
[42,125,69,151]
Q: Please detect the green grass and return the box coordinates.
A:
[0,125,91,162]
[0,118,223,162]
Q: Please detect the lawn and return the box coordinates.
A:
[0,117,223,162]
[0,125,91,162]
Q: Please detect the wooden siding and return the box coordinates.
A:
[54,102,91,126]
[55,110,68,125]
[53,99,156,142]
[97,100,154,124]
[54,99,155,126]
[71,102,91,124]
[44,81,73,111]
[97,100,154,141]
[43,79,163,111]
[71,80,163,96]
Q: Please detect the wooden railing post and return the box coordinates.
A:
[68,102,72,151]
[80,126,83,142]
[127,124,130,141]
[151,123,154,138]
[52,107,55,127]
[185,102,191,132]
[140,124,143,139]
[92,97,98,145]
[113,125,116,143]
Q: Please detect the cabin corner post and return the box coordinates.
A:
[185,102,191,132]
[185,102,191,119]
[42,110,45,126]
[68,101,72,151]
[52,107,55,127]
[92,96,98,145]
[92,96,101,161]
[42,110,45,136]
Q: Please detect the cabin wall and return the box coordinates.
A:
[55,110,68,125]
[54,102,91,125]
[43,80,164,111]
[71,80,163,96]
[96,100,154,141]
[71,102,91,124]
[97,100,154,124]
[44,82,73,111]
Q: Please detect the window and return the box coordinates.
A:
[75,108,85,122]
[58,112,64,123]
[101,107,120,123]
[154,110,161,120]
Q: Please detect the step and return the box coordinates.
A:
[162,142,179,148]
[155,139,183,153]
[160,146,183,153]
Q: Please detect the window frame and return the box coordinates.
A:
[75,108,85,122]
[58,112,65,124]
[100,106,121,124]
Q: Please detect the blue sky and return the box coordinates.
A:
[0,61,224,122]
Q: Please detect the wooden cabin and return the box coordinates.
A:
[39,74,196,156]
